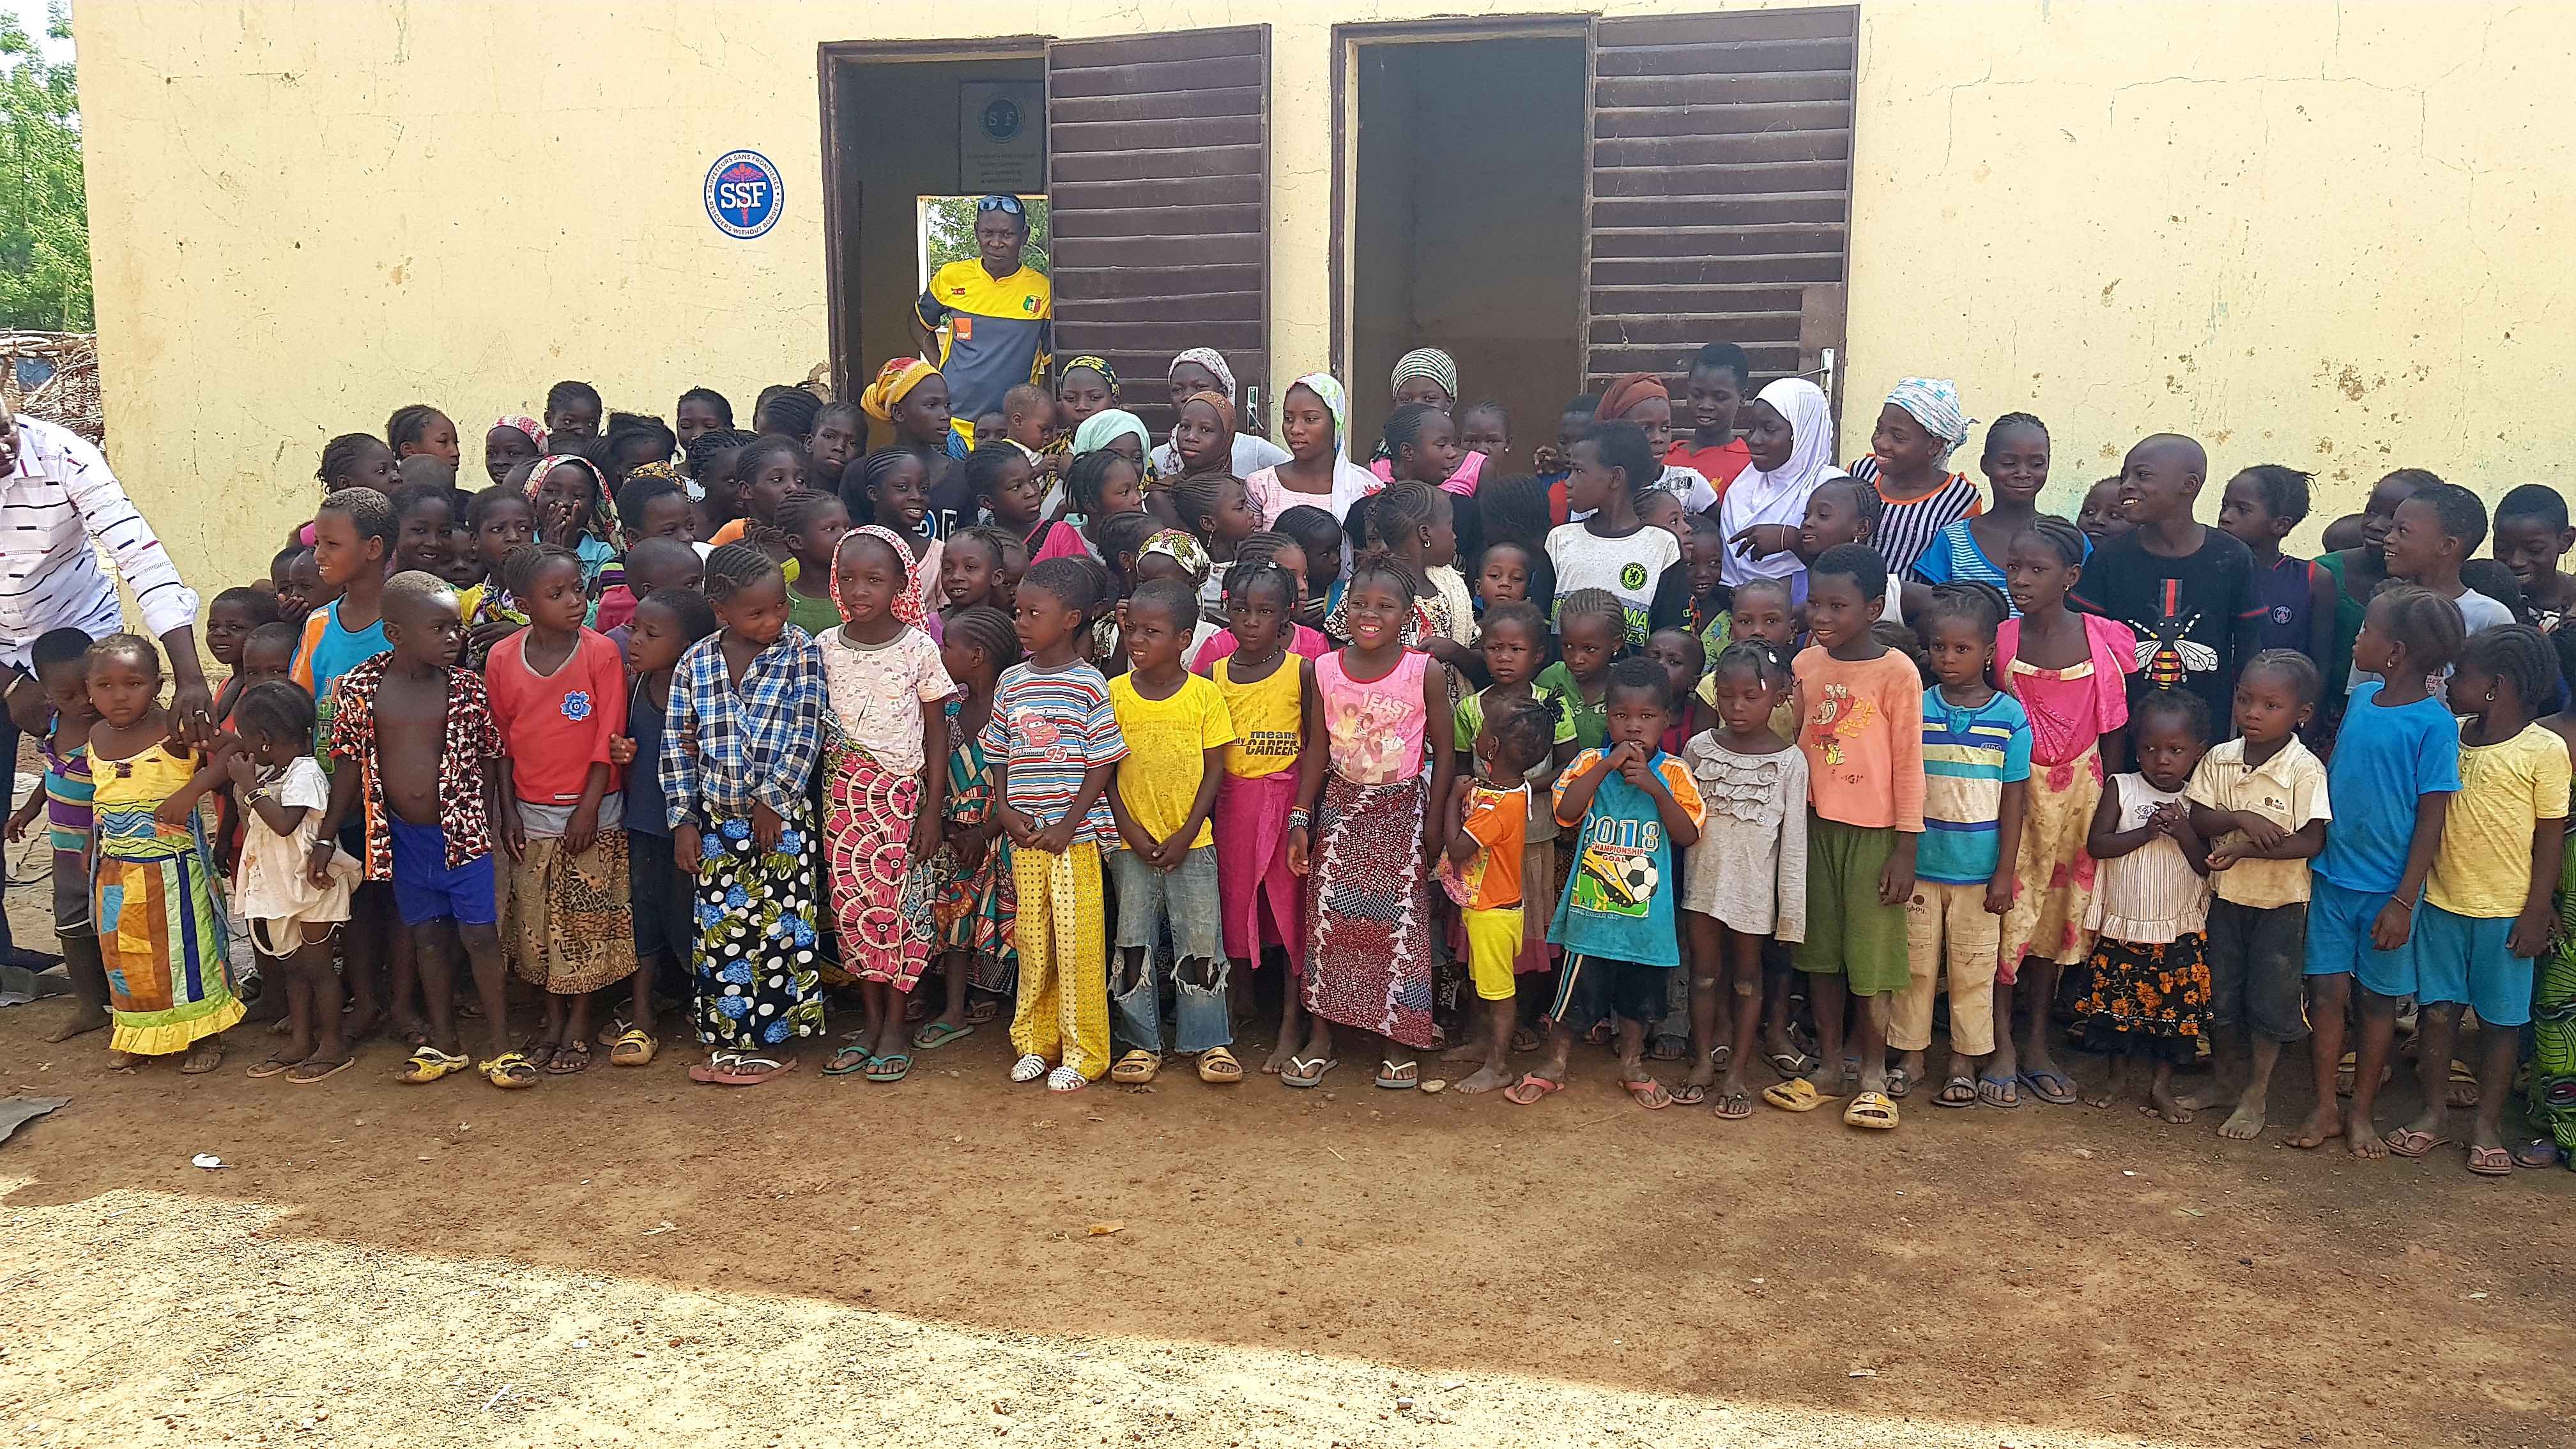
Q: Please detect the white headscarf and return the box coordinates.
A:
[1718,378,1847,586]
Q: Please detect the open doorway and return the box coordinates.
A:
[822,45,1048,401]
[1344,29,1587,472]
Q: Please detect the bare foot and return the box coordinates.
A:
[43,1007,109,1044]
[1439,1041,1489,1064]
[2174,1082,2237,1112]
[2285,1103,2343,1149]
[2147,1078,2194,1125]
[180,1039,225,1075]
[2085,1084,2117,1109]
[106,1050,143,1071]
[1261,1035,1298,1075]
[2344,1107,2388,1160]
[1455,1062,1515,1095]
[2218,1101,2267,1140]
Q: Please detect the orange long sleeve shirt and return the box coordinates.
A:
[1792,646,1925,832]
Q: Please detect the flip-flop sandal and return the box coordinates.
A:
[2019,1068,2078,1105]
[544,1041,592,1076]
[1502,1073,1563,1106]
[1110,1049,1161,1085]
[1977,1073,2021,1108]
[1197,1046,1244,1084]
[246,1054,300,1080]
[911,1020,974,1050]
[1765,1048,1820,1079]
[1281,1055,1336,1089]
[1932,1075,1978,1108]
[593,1016,634,1049]
[397,1046,472,1085]
[1843,1091,1901,1130]
[1712,1087,1756,1121]
[1669,1080,1710,1106]
[865,1052,912,1084]
[2384,1126,2448,1158]
[1375,1059,1420,1090]
[285,1055,355,1084]
[1761,1078,1835,1112]
[1623,1078,1675,1110]
[2465,1144,2515,1176]
[688,1052,744,1084]
[823,1045,877,1077]
[478,1052,541,1089]
[610,1027,657,1067]
[714,1055,799,1085]
[1884,1067,1914,1100]
[2510,1137,2564,1170]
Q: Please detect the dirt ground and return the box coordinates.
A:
[2,861,2572,1448]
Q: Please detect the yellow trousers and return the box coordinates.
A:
[1009,841,1109,1080]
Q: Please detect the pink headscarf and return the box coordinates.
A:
[833,523,927,629]
[494,414,548,450]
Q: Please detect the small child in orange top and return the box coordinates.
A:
[1772,543,1924,1131]
[1438,694,1557,1097]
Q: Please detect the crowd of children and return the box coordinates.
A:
[28,343,2576,1179]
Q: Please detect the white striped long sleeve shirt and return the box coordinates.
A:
[0,415,201,670]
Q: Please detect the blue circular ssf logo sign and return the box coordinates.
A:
[981,96,1024,142]
[704,150,783,239]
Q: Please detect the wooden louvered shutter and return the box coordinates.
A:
[1584,7,1857,400]
[1047,26,1269,441]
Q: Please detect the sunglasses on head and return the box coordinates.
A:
[977,195,1025,217]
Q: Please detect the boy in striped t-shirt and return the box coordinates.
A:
[8,629,109,1040]
[1896,586,2030,1107]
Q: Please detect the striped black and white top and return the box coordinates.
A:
[1846,456,1984,584]
[0,415,201,671]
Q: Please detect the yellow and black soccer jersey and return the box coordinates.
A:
[916,260,1052,424]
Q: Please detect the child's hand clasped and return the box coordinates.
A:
[608,735,638,766]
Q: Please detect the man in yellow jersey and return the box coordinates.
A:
[912,195,1052,448]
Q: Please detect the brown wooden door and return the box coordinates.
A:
[1047,26,1269,441]
[1583,7,1857,403]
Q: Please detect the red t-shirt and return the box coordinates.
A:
[1667,438,1751,498]
[486,627,630,804]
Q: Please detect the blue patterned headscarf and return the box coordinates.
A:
[1885,377,1974,460]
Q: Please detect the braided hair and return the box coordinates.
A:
[964,440,1029,501]
[702,541,783,606]
[1919,581,2011,633]
[2020,514,2087,567]
[772,487,847,540]
[502,541,580,599]
[1813,475,1885,547]
[1982,411,2048,457]
[318,433,392,487]
[2131,687,2212,745]
[1481,692,1556,771]
[1380,403,1450,480]
[1476,473,1553,558]
[943,604,1023,674]
[1554,585,1627,647]
[1709,638,1792,692]
[2236,464,2315,526]
[2239,647,2324,707]
[1365,479,1439,553]
[546,379,603,422]
[758,385,824,442]
[1167,471,1243,541]
[1065,448,1140,519]
[385,404,449,456]
[2370,583,2469,675]
[2458,623,2560,712]
[684,427,755,481]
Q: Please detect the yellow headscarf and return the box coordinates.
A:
[859,357,939,424]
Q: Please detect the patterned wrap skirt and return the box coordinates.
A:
[2071,930,2212,1066]
[2529,870,2576,1152]
[1303,772,1439,1050]
[822,740,937,992]
[693,802,826,1052]
[96,826,242,1055]
[1998,742,2104,981]
[505,829,640,994]
[926,726,1018,993]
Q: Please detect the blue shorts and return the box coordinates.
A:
[388,815,496,928]
[2409,902,2534,1027]
[2306,877,2417,987]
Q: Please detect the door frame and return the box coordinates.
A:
[1326,16,1591,391]
[816,36,1050,402]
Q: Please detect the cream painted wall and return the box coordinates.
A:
[73,0,2575,607]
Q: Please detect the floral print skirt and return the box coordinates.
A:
[693,801,826,1054]
[2071,930,2211,1066]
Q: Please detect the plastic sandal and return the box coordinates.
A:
[864,1052,912,1084]
[1761,1077,1836,1112]
[610,1027,657,1068]
[1197,1046,1244,1084]
[1045,1064,1088,1092]
[823,1045,877,1077]
[911,1020,974,1050]
[1932,1075,1978,1108]
[1374,1058,1420,1090]
[1501,1073,1563,1106]
[2465,1144,2515,1176]
[1976,1073,2021,1108]
[1009,1054,1048,1083]
[478,1051,540,1089]
[398,1046,472,1085]
[1843,1091,1900,1130]
[1622,1078,1674,1110]
[284,1055,354,1084]
[1280,1055,1335,1089]
[1110,1049,1161,1085]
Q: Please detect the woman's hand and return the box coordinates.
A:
[1286,824,1310,876]
[1729,523,1797,561]
[673,823,703,874]
[751,801,783,852]
[563,800,599,857]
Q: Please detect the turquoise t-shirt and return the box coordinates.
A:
[1547,749,1701,967]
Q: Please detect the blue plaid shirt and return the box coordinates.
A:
[662,625,825,829]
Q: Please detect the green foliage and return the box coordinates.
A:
[924,194,1050,277]
[0,3,89,331]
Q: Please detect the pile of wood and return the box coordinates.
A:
[1,332,102,444]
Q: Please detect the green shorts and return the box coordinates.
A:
[1794,818,1913,997]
